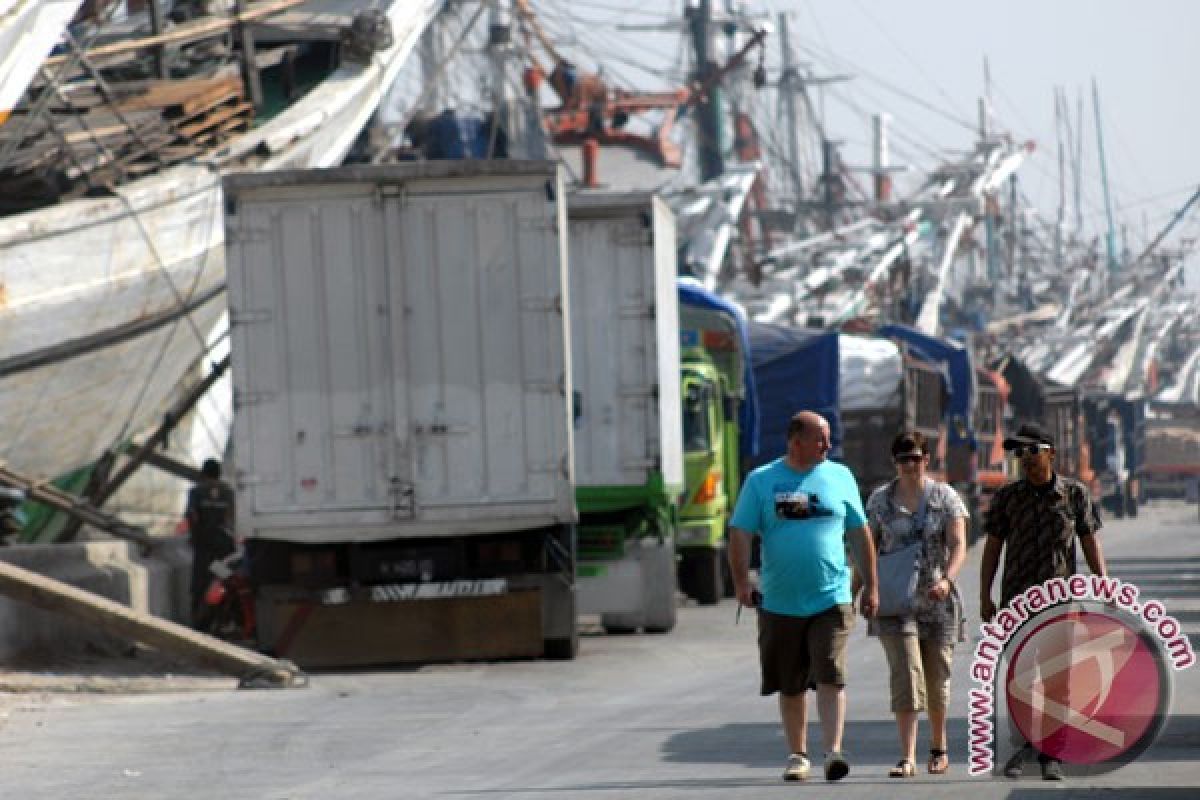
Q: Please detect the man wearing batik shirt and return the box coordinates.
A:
[979,422,1107,781]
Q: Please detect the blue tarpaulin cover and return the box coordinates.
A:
[877,323,976,446]
[747,322,840,469]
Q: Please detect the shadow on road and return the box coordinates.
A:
[658,718,977,769]
[656,714,1200,771]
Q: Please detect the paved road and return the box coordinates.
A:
[0,502,1197,799]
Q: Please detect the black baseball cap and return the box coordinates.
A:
[1003,422,1055,450]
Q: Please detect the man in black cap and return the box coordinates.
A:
[979,422,1107,781]
[185,459,236,629]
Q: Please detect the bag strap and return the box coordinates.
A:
[913,479,932,535]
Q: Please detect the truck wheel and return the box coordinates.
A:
[543,635,578,660]
[642,539,677,634]
[690,549,722,606]
[677,557,695,600]
[601,615,639,635]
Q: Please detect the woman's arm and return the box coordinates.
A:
[927,513,965,602]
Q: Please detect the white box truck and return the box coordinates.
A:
[222,161,578,667]
[568,192,683,633]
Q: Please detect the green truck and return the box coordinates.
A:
[568,195,756,625]
[569,192,683,633]
[674,279,755,606]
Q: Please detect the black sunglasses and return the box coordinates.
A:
[1013,443,1052,457]
[893,453,924,464]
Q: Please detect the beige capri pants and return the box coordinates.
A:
[879,633,955,713]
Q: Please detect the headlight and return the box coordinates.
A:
[676,525,713,545]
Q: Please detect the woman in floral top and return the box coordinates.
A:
[862,431,967,778]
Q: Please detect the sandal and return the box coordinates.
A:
[888,759,916,778]
[928,748,949,774]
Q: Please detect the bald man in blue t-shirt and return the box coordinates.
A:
[730,410,878,783]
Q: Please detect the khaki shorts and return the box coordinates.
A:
[879,633,955,713]
[757,604,854,696]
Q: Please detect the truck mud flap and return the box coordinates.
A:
[257,587,544,668]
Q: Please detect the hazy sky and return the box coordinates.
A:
[784,0,1200,273]
[541,0,1200,289]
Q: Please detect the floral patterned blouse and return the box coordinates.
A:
[865,477,969,643]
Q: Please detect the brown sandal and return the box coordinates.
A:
[928,748,949,774]
[889,759,916,778]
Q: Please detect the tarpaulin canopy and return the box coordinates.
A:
[747,322,839,468]
[878,323,976,446]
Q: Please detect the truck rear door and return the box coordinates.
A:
[568,196,682,490]
[383,178,570,510]
[232,188,405,519]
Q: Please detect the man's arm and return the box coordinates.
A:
[728,526,756,607]
[845,524,877,617]
[1080,534,1107,577]
[1075,485,1106,577]
[979,534,1003,621]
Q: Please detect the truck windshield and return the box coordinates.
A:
[683,384,714,453]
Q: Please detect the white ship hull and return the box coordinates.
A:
[0,0,440,487]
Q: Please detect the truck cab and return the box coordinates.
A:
[676,346,733,604]
[674,286,754,605]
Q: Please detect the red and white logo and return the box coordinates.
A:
[1005,609,1165,766]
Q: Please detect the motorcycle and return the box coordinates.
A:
[201,546,256,643]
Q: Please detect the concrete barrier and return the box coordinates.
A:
[0,538,191,662]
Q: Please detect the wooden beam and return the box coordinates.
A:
[0,559,304,688]
[44,0,309,68]
[122,444,205,484]
[233,0,265,110]
[90,355,231,512]
[147,0,169,80]
[0,464,157,550]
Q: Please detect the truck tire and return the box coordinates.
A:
[641,539,677,634]
[601,614,640,635]
[687,548,722,606]
[543,633,579,660]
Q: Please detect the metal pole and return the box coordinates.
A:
[1009,173,1018,287]
[689,0,724,181]
[779,13,802,202]
[1093,77,1118,275]
[1054,88,1065,272]
[1074,87,1084,236]
[1127,185,1200,272]
[821,138,836,231]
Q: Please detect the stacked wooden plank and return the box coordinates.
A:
[0,74,253,213]
[119,74,255,171]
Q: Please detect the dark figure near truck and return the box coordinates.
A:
[186,458,236,628]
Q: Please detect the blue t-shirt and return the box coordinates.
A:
[730,457,866,617]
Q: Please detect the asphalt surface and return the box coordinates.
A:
[0,501,1197,799]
